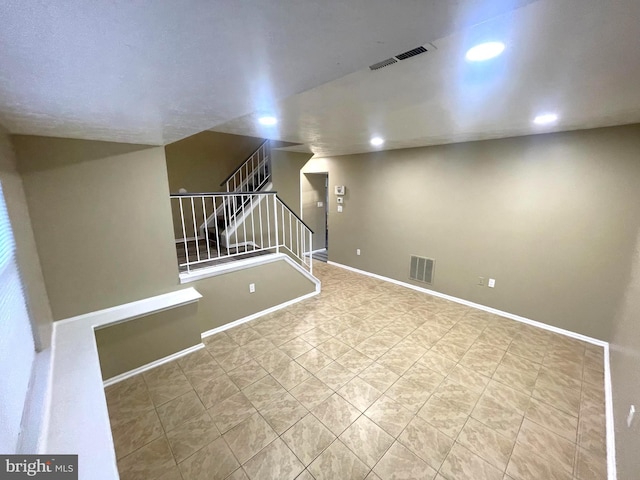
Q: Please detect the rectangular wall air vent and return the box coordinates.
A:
[409,255,435,284]
[369,43,435,71]
[369,58,398,71]
[395,45,428,60]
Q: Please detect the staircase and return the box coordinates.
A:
[200,140,271,248]
[170,141,314,275]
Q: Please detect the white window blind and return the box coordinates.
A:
[0,182,35,453]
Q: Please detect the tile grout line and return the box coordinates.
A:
[109,262,608,480]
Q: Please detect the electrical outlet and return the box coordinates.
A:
[478,276,485,286]
[488,278,496,288]
[628,405,636,427]
[356,249,361,256]
[317,201,323,207]
[249,283,255,293]
[337,205,343,213]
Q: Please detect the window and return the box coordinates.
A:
[0,182,36,453]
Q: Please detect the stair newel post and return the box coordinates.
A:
[274,195,279,254]
[309,229,313,274]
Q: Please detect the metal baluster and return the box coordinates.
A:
[241,194,247,254]
[296,220,300,260]
[266,194,271,248]
[222,195,229,258]
[258,195,264,250]
[289,211,292,252]
[213,196,221,259]
[250,195,256,251]
[202,196,211,260]
[191,197,200,263]
[309,230,313,274]
[179,198,190,272]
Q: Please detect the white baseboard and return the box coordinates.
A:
[202,290,320,338]
[328,261,605,346]
[103,343,205,387]
[327,260,616,480]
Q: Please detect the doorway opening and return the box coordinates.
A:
[302,172,329,262]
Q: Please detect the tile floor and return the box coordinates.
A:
[106,261,607,480]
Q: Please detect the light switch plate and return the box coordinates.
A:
[488,278,496,288]
[337,205,343,213]
[317,201,323,207]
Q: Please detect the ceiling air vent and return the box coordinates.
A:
[409,255,435,285]
[369,43,435,71]
[369,58,398,71]
[396,45,428,60]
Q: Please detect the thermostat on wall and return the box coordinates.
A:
[335,185,345,195]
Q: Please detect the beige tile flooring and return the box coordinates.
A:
[105,261,608,480]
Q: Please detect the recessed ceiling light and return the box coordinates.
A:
[533,113,559,125]
[258,116,277,126]
[465,42,505,62]
[370,137,384,147]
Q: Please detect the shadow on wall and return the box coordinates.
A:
[15,136,152,171]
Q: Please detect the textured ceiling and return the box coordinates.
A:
[214,0,640,157]
[0,0,540,146]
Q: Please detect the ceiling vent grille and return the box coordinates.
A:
[409,255,435,284]
[369,58,398,71]
[369,43,434,71]
[396,46,428,60]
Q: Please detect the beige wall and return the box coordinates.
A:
[610,224,640,478]
[192,258,316,333]
[94,257,315,378]
[14,136,179,320]
[165,131,264,194]
[271,150,313,217]
[303,124,640,340]
[0,128,53,348]
[95,302,201,380]
[302,173,327,251]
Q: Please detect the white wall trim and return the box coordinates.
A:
[55,287,203,328]
[603,343,617,480]
[202,290,320,338]
[180,253,282,283]
[328,260,617,479]
[103,343,205,387]
[308,248,327,255]
[328,261,606,346]
[41,288,203,479]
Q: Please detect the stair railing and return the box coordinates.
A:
[199,140,271,236]
[170,191,313,275]
[220,140,271,193]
